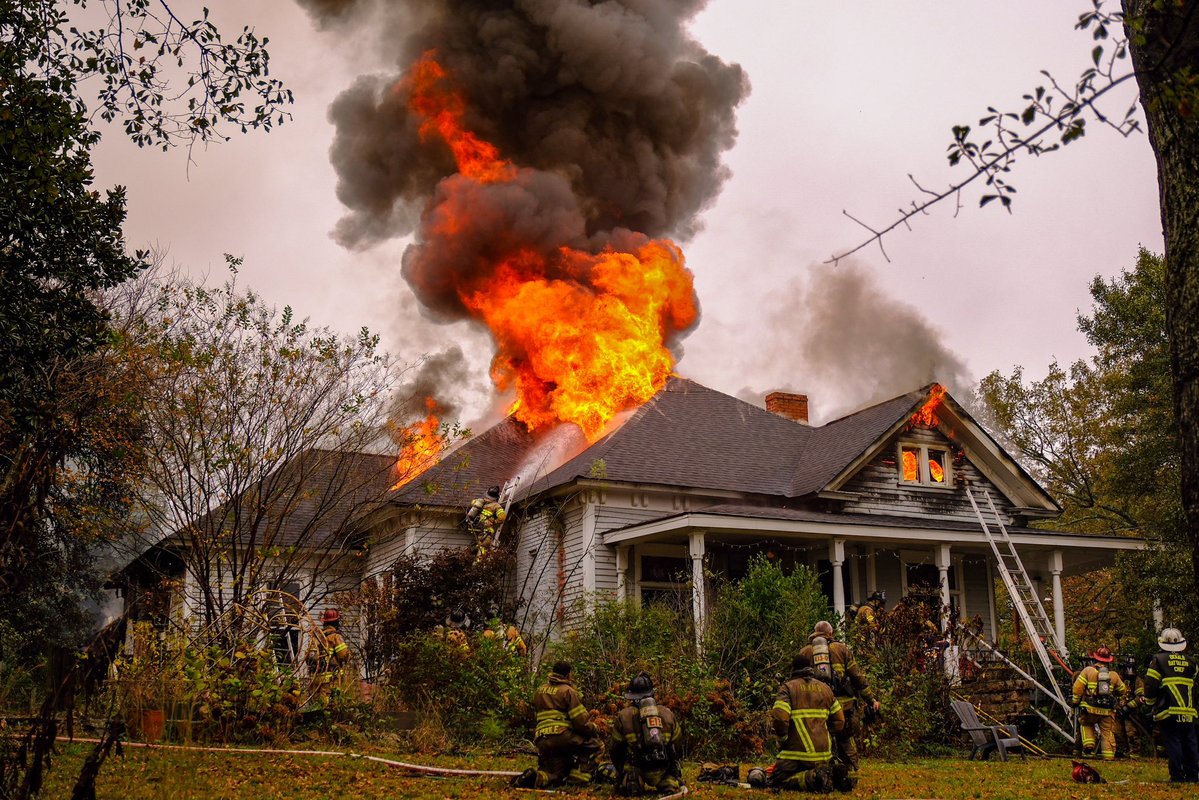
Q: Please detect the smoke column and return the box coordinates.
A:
[300,0,748,436]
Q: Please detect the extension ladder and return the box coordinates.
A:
[965,484,1073,717]
[490,475,521,549]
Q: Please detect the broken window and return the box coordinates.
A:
[898,443,952,487]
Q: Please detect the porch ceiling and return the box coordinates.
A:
[600,505,1144,577]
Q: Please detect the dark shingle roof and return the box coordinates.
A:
[388,417,536,508]
[386,378,940,506]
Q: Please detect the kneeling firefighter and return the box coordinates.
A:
[513,661,601,788]
[606,672,683,796]
[748,651,849,793]
[798,620,879,787]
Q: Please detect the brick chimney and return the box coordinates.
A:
[765,391,809,424]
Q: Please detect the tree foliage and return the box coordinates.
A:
[977,248,1191,627]
[121,268,404,633]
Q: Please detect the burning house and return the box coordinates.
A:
[362,379,1143,654]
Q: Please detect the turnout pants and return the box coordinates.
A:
[768,758,832,792]
[534,731,601,787]
[833,702,861,775]
[1079,710,1116,760]
[1158,717,1199,783]
[616,763,682,796]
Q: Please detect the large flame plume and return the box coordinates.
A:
[911,383,948,429]
[404,54,699,440]
[390,396,449,489]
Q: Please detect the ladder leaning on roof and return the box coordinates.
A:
[965,482,1074,718]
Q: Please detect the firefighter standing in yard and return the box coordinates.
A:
[464,485,506,560]
[798,620,879,788]
[513,661,601,789]
[1072,645,1128,760]
[606,672,683,796]
[748,652,849,793]
[1136,628,1198,783]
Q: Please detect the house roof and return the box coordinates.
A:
[386,377,983,508]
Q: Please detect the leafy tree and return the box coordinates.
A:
[978,248,1190,629]
[831,1,1199,614]
[122,268,413,636]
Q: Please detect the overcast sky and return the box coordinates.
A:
[90,1,1161,425]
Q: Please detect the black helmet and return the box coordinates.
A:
[446,609,471,629]
[869,590,886,604]
[624,671,655,700]
[487,485,501,499]
[791,652,813,675]
[551,660,573,678]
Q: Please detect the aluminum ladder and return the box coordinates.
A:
[490,475,521,549]
[965,483,1073,716]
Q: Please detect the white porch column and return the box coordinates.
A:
[616,546,631,600]
[689,532,707,651]
[1048,550,1067,657]
[935,544,952,631]
[985,557,998,641]
[829,538,846,621]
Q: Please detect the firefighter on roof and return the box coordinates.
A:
[749,651,849,793]
[606,672,682,796]
[465,485,506,560]
[1135,628,1197,783]
[797,620,879,788]
[1072,645,1128,760]
[512,661,601,789]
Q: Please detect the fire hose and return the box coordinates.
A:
[56,736,691,797]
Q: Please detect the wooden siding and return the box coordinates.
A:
[560,504,588,626]
[593,507,664,595]
[839,427,1016,526]
[513,509,561,635]
[960,557,995,640]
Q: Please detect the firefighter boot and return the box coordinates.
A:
[831,763,856,793]
[802,765,835,794]
[511,768,539,789]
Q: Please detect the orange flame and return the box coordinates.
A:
[911,383,947,428]
[406,53,698,440]
[391,397,447,489]
[928,458,945,483]
[902,450,919,482]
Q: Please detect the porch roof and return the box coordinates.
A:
[600,504,1145,576]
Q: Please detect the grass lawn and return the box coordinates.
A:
[39,743,1188,800]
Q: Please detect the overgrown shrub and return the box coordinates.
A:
[381,629,537,749]
[704,555,829,710]
[849,591,959,758]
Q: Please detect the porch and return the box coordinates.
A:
[600,505,1146,655]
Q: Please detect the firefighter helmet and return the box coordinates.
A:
[813,620,835,638]
[446,609,470,629]
[1159,627,1187,652]
[321,609,341,625]
[1071,760,1105,784]
[551,660,572,678]
[624,671,655,700]
[746,768,768,788]
[868,590,886,604]
[791,651,813,675]
[487,485,501,499]
[1090,646,1115,663]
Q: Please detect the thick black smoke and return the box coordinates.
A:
[391,345,472,422]
[303,0,748,265]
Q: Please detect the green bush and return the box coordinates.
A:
[704,555,829,710]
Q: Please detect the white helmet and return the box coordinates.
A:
[1158,627,1187,652]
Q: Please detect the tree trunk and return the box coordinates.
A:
[1123,1,1199,624]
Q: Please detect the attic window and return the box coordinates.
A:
[899,443,951,487]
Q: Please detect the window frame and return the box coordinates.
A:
[897,442,954,488]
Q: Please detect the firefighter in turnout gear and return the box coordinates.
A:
[607,672,683,796]
[513,661,601,789]
[464,485,506,561]
[1139,628,1198,782]
[759,652,848,792]
[855,591,886,630]
[307,609,351,701]
[798,620,878,787]
[1072,646,1129,760]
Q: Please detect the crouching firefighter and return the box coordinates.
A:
[513,661,601,789]
[1072,646,1129,760]
[799,620,879,788]
[606,672,683,796]
[748,652,849,793]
